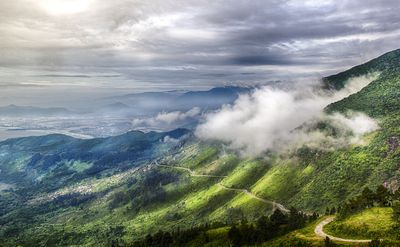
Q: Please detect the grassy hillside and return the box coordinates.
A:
[0,49,400,246]
[325,207,396,240]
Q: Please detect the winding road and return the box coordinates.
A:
[314,216,372,243]
[217,183,289,213]
[156,163,289,213]
[157,163,375,243]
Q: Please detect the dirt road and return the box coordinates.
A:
[314,217,372,243]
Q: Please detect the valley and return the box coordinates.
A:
[0,49,399,246]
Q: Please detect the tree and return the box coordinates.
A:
[392,200,400,222]
[393,189,400,201]
[362,187,375,207]
[144,234,153,246]
[256,216,271,241]
[325,207,331,215]
[375,185,390,206]
[288,207,306,229]
[270,209,288,229]
[239,221,256,244]
[324,236,334,246]
[161,231,173,247]
[369,239,381,247]
[228,225,242,247]
[309,212,319,222]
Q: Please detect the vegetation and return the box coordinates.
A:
[129,208,318,247]
[0,49,400,245]
[323,185,400,242]
[326,207,395,240]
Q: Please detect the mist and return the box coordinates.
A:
[132,107,201,131]
[195,73,380,156]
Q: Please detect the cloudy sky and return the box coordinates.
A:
[1,0,399,106]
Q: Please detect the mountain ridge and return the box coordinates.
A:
[323,48,400,90]
[0,50,399,246]
[0,104,73,116]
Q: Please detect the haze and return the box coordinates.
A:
[1,0,400,107]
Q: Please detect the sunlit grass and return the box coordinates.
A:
[325,207,396,239]
[221,159,269,189]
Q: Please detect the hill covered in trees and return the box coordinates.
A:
[0,49,399,246]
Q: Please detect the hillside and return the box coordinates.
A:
[323,49,400,90]
[0,50,399,246]
[325,207,395,240]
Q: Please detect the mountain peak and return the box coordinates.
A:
[324,48,400,90]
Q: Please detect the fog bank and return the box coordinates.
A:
[196,73,380,156]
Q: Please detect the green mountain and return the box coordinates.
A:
[323,48,400,90]
[0,50,399,246]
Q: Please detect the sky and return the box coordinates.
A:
[1,0,400,106]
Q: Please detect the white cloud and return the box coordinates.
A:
[163,135,180,143]
[155,107,201,124]
[195,73,379,156]
[288,112,379,151]
[39,0,94,15]
[1,0,400,107]
[132,107,201,131]
[330,112,379,135]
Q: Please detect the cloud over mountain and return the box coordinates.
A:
[1,0,400,107]
[196,74,379,156]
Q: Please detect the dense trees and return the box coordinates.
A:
[130,208,319,247]
[336,185,400,221]
[130,226,209,247]
[226,208,318,246]
[108,170,178,211]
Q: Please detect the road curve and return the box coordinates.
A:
[315,217,372,243]
[156,163,289,213]
[217,183,290,213]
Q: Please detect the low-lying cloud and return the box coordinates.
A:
[196,73,380,156]
[330,112,379,136]
[155,107,201,124]
[132,107,201,131]
[289,112,379,152]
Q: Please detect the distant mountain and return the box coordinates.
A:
[174,86,253,109]
[104,86,253,113]
[0,104,73,117]
[103,102,130,110]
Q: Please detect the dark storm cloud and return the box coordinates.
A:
[0,0,400,100]
[229,55,295,66]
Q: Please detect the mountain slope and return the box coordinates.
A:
[251,49,400,210]
[0,128,189,185]
[326,68,400,118]
[0,50,399,246]
[139,49,400,235]
[323,48,400,90]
